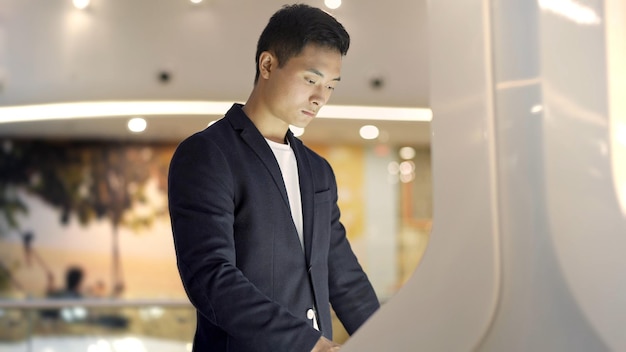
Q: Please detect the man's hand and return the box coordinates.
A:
[311,336,341,352]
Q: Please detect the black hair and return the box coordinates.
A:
[254,4,350,83]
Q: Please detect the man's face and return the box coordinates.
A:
[263,44,342,129]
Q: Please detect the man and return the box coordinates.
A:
[168,4,379,351]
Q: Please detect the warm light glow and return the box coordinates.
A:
[112,337,146,352]
[615,123,626,146]
[0,101,431,123]
[190,0,203,4]
[387,161,400,175]
[319,105,432,121]
[127,117,147,133]
[538,0,601,25]
[88,339,112,352]
[399,146,416,160]
[73,0,90,10]
[359,125,379,140]
[325,0,342,10]
[530,104,543,114]
[0,101,234,123]
[399,161,416,183]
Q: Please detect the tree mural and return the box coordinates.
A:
[0,139,175,296]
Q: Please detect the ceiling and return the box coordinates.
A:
[0,0,431,147]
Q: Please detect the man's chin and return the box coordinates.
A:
[292,119,313,129]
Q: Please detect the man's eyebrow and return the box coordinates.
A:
[307,68,341,82]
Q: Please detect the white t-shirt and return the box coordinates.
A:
[265,138,304,251]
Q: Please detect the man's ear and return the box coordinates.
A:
[258,51,276,79]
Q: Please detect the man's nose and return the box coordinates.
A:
[311,86,331,106]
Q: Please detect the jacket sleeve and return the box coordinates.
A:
[325,161,381,335]
[168,134,321,351]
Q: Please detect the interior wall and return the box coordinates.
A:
[0,139,432,303]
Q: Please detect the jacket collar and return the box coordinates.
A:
[225,104,291,210]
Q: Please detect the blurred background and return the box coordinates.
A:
[0,0,433,350]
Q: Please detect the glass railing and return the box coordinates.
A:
[0,298,195,352]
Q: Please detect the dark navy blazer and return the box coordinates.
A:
[168,104,379,352]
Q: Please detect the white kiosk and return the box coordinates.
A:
[345,0,626,351]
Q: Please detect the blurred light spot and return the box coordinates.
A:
[113,337,146,352]
[374,144,390,157]
[399,161,415,175]
[399,146,416,160]
[531,104,543,114]
[325,0,342,9]
[359,125,379,140]
[88,340,112,352]
[73,306,88,320]
[140,306,165,321]
[73,0,90,10]
[148,306,164,319]
[128,117,147,133]
[400,173,415,183]
[387,161,400,175]
[399,161,416,183]
[538,0,601,25]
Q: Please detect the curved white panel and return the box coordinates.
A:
[542,0,626,350]
[346,0,626,351]
[343,0,501,350]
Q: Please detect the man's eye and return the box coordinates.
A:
[327,86,335,91]
[307,79,316,84]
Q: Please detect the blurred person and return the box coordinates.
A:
[47,266,84,299]
[41,266,84,322]
[168,4,379,352]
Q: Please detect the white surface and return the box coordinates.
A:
[0,336,190,352]
[344,0,626,350]
[344,0,500,349]
[539,0,626,349]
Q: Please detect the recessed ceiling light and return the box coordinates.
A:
[325,0,342,10]
[359,125,379,140]
[128,117,147,133]
[72,0,90,10]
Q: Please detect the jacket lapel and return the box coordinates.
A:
[225,104,291,210]
[287,132,314,267]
